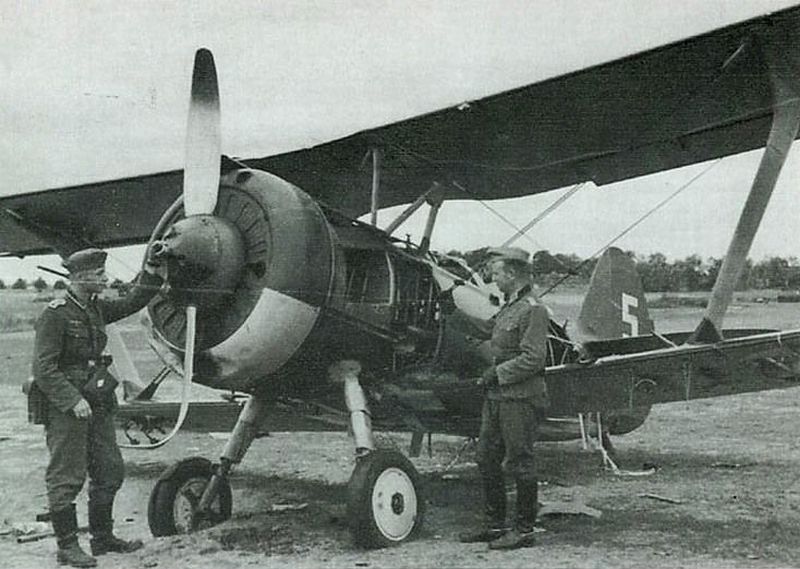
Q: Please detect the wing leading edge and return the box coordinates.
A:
[3,5,800,256]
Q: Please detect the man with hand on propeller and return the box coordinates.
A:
[29,247,163,567]
[459,247,550,551]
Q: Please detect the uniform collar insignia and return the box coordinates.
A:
[66,290,86,310]
[66,289,98,310]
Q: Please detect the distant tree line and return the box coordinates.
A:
[634,253,800,292]
[0,277,64,291]
[447,248,800,292]
[0,277,126,292]
[2,253,799,294]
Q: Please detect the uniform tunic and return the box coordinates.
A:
[484,284,549,406]
[476,284,549,529]
[30,272,162,512]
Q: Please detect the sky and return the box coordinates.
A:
[1,0,799,282]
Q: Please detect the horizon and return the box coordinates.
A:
[3,244,797,285]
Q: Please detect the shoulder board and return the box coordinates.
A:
[48,298,67,309]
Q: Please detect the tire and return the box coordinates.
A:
[347,449,424,548]
[148,457,232,536]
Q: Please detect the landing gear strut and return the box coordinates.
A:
[147,394,268,536]
[334,361,425,548]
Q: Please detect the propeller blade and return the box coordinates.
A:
[183,48,221,216]
[183,305,198,382]
[118,306,196,450]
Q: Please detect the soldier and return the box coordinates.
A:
[29,248,163,567]
[459,247,549,550]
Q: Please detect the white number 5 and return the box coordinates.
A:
[621,292,639,337]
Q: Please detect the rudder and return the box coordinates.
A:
[577,247,653,340]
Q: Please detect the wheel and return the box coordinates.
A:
[347,449,424,548]
[148,457,232,536]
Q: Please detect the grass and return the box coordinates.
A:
[0,290,51,332]
[648,294,708,309]
[110,398,800,566]
[4,285,800,567]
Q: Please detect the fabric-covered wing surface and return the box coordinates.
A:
[250,7,797,213]
[0,171,182,256]
[2,5,799,256]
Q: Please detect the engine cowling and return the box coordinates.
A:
[147,168,341,392]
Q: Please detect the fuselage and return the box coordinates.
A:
[145,167,650,441]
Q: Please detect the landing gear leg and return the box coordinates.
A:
[148,394,268,536]
[333,361,424,548]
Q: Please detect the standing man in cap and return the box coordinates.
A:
[459,247,549,550]
[29,248,163,567]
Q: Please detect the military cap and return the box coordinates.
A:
[486,246,530,263]
[63,248,108,273]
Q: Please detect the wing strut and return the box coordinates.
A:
[690,39,800,343]
[370,148,381,226]
[419,183,446,255]
[385,182,441,235]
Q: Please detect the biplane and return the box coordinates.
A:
[3,5,800,549]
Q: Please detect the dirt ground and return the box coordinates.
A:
[2,299,800,568]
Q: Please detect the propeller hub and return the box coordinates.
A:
[155,214,245,307]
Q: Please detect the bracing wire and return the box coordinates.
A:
[539,157,723,297]
[502,182,585,247]
[450,181,548,252]
[451,180,584,275]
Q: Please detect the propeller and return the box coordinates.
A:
[183,48,221,217]
[126,51,223,448]
[125,48,247,448]
[178,47,219,387]
[147,47,244,374]
[171,49,221,387]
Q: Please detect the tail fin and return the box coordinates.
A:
[578,247,653,340]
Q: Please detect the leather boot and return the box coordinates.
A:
[514,477,539,533]
[459,474,509,543]
[489,477,538,551]
[88,500,143,556]
[52,505,97,568]
[488,527,536,550]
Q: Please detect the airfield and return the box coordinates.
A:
[2,288,800,568]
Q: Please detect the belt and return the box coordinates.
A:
[88,355,114,367]
[64,355,114,370]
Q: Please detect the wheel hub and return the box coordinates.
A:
[173,477,207,533]
[371,467,417,541]
[390,493,405,515]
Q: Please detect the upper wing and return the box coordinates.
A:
[0,170,182,256]
[3,5,799,256]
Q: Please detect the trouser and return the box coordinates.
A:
[45,408,124,513]
[476,398,542,531]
